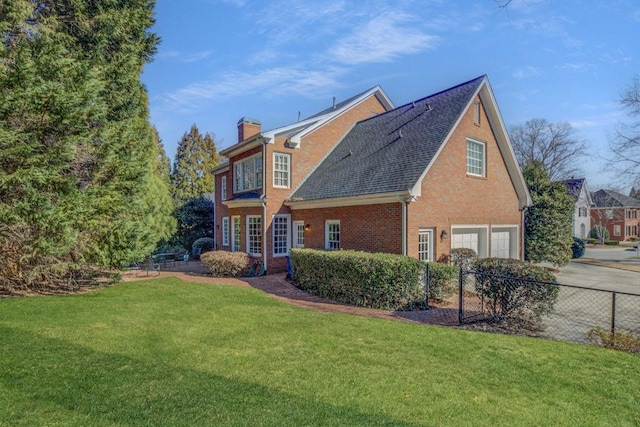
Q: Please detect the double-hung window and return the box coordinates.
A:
[325,220,340,250]
[222,217,229,247]
[466,138,485,177]
[272,214,290,257]
[221,176,227,201]
[233,155,263,193]
[246,216,262,256]
[273,153,290,188]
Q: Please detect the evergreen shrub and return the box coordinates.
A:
[426,262,458,300]
[200,251,250,277]
[474,258,559,331]
[290,248,425,310]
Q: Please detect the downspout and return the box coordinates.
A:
[398,196,408,256]
[520,205,528,261]
[261,138,268,272]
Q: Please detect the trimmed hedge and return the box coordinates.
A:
[604,240,620,246]
[200,251,250,277]
[474,258,559,331]
[290,248,425,310]
[425,262,458,300]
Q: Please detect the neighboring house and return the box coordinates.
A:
[591,189,640,241]
[213,75,531,273]
[562,178,593,239]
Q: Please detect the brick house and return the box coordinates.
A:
[591,189,640,241]
[562,178,593,239]
[213,76,531,272]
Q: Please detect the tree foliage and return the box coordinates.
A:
[0,0,174,291]
[170,124,220,206]
[523,161,575,266]
[172,197,214,253]
[609,76,640,188]
[509,118,586,181]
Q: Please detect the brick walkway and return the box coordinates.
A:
[122,262,460,327]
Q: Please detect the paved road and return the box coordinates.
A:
[584,245,640,263]
[556,262,639,294]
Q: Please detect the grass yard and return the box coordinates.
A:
[0,278,638,426]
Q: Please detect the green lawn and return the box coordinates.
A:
[1,278,638,426]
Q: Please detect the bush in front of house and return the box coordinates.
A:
[192,237,214,260]
[604,240,620,246]
[290,248,425,310]
[571,237,585,258]
[200,251,250,277]
[425,262,458,300]
[450,248,477,271]
[474,258,559,331]
[590,225,609,242]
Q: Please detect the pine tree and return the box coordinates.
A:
[170,124,220,206]
[523,161,575,266]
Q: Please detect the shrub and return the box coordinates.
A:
[571,237,585,258]
[474,258,559,331]
[450,248,477,271]
[604,240,620,246]
[200,251,250,277]
[192,237,214,259]
[587,327,640,354]
[590,225,609,242]
[155,243,187,256]
[425,262,458,300]
[290,248,425,310]
[584,238,598,244]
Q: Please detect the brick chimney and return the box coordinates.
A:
[237,117,261,142]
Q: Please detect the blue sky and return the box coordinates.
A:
[142,0,640,191]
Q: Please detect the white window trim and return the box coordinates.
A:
[466,138,486,177]
[272,214,291,257]
[418,228,434,262]
[221,176,227,201]
[233,154,263,194]
[231,216,241,252]
[325,220,340,250]
[246,215,262,256]
[273,152,291,189]
[292,220,305,248]
[222,217,229,247]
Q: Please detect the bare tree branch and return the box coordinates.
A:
[607,76,640,187]
[509,118,587,181]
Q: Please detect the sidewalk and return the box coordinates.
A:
[122,262,460,327]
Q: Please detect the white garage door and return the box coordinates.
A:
[452,233,479,254]
[491,231,510,258]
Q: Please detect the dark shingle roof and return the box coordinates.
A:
[292,76,485,201]
[592,189,640,208]
[563,178,586,199]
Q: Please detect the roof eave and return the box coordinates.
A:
[285,190,411,210]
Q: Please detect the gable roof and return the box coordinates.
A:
[592,189,640,208]
[289,75,531,209]
[562,177,593,205]
[219,86,393,159]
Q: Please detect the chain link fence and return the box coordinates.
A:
[456,270,640,345]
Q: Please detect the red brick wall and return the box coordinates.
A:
[406,95,522,260]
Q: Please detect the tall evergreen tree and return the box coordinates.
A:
[523,161,575,266]
[0,0,174,290]
[170,124,220,206]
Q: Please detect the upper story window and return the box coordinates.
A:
[578,206,587,217]
[273,153,290,188]
[466,138,485,177]
[221,176,227,201]
[233,155,262,193]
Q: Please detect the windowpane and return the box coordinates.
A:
[232,217,241,252]
[274,153,290,188]
[273,215,289,256]
[466,139,485,176]
[326,221,340,250]
[418,230,432,262]
[293,221,305,248]
[221,176,227,201]
[222,217,229,246]
[233,155,263,193]
[247,216,262,256]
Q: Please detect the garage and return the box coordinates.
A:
[451,227,488,258]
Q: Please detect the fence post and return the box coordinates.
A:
[611,291,617,336]
[458,268,464,325]
[424,263,430,310]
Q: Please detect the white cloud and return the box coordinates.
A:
[512,66,540,79]
[156,50,214,63]
[328,12,438,65]
[159,66,347,113]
